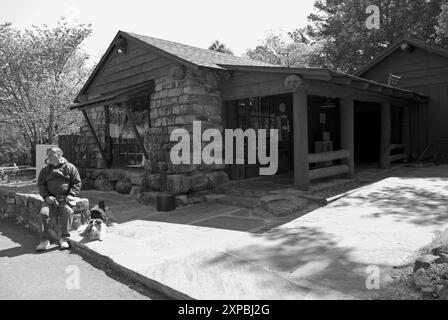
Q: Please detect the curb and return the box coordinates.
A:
[67,238,194,300]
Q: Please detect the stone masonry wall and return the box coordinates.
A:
[74,65,230,197]
[0,187,90,241]
[144,66,229,194]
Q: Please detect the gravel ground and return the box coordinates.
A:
[372,230,448,300]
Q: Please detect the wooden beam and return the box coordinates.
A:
[308,150,350,164]
[390,154,408,162]
[352,81,370,90]
[390,144,405,151]
[104,105,112,168]
[304,79,413,107]
[122,101,149,160]
[293,89,309,190]
[82,110,108,165]
[309,165,350,181]
[220,77,293,101]
[332,77,352,85]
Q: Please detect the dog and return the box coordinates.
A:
[81,201,117,241]
[83,218,106,241]
[89,200,118,227]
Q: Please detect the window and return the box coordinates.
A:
[108,96,150,167]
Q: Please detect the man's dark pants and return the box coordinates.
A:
[39,196,74,241]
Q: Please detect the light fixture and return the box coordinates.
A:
[400,43,414,53]
[115,37,127,55]
[320,98,336,109]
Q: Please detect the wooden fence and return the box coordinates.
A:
[58,135,79,164]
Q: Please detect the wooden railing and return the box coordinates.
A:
[308,150,351,181]
[389,144,408,163]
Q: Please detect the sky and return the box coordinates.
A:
[0,0,317,63]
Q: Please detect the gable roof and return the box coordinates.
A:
[74,31,279,102]
[354,37,448,77]
[73,31,429,107]
[126,32,278,69]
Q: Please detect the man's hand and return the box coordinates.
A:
[45,196,57,206]
[65,195,76,204]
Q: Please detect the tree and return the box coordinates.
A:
[290,0,448,73]
[245,32,321,67]
[0,18,92,164]
[209,40,234,55]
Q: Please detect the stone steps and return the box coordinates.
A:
[205,194,260,209]
[216,184,270,198]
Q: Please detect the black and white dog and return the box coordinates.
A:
[82,201,117,241]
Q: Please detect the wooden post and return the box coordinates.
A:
[402,106,411,160]
[82,110,108,165]
[122,101,149,160]
[380,102,391,169]
[293,89,309,190]
[104,105,112,168]
[340,97,355,178]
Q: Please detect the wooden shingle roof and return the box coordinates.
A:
[125,31,278,69]
[73,31,428,105]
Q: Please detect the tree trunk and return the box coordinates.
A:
[48,107,54,144]
[30,142,36,167]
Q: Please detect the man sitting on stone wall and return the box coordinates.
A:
[36,147,82,251]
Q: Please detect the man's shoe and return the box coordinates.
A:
[59,238,70,250]
[36,240,50,252]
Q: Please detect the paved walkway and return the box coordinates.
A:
[0,221,167,300]
[66,165,448,299]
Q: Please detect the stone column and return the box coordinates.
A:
[402,106,411,159]
[340,97,355,178]
[293,89,309,190]
[380,102,391,169]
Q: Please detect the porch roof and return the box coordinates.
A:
[70,81,154,110]
[73,31,428,109]
[217,65,428,103]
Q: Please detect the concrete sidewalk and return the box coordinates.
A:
[66,166,448,300]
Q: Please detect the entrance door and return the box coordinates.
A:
[228,94,293,179]
[354,102,381,165]
[269,95,293,174]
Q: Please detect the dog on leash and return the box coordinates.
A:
[82,201,117,241]
[90,200,118,226]
[83,218,106,241]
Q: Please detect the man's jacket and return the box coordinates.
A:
[37,157,82,199]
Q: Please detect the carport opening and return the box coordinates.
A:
[354,101,381,167]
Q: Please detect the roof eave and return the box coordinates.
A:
[354,37,448,77]
[121,31,200,71]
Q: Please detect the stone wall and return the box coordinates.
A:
[74,65,230,196]
[144,66,229,194]
[0,187,90,241]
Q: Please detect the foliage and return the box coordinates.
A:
[245,32,322,67]
[290,0,448,73]
[245,1,448,73]
[209,40,234,55]
[0,18,92,164]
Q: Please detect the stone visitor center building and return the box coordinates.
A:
[70,31,429,195]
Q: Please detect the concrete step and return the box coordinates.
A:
[207,194,260,209]
[216,185,270,198]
